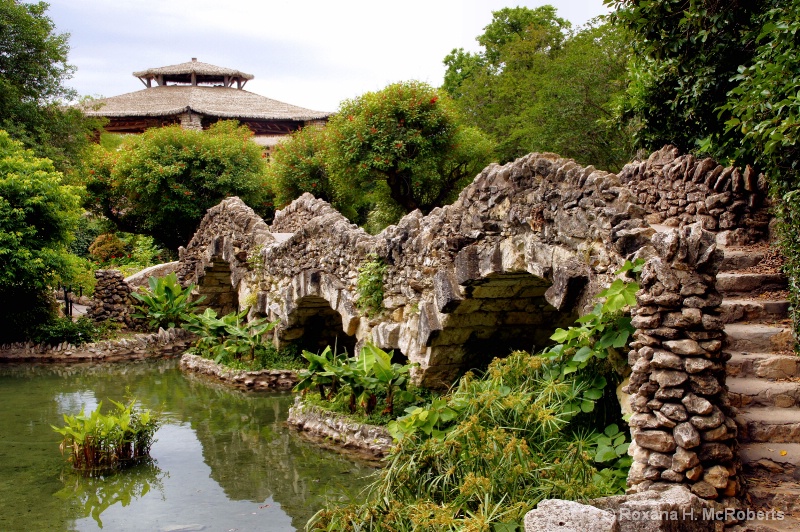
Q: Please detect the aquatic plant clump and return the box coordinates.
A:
[52,399,160,474]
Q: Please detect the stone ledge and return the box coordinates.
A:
[0,327,193,363]
[524,485,742,532]
[286,397,393,460]
[179,353,298,391]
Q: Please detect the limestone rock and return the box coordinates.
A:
[636,430,677,453]
[671,447,700,473]
[673,422,701,449]
[682,393,714,416]
[524,499,617,532]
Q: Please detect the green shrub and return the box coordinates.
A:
[52,399,160,475]
[30,316,113,346]
[0,130,82,343]
[84,121,271,250]
[309,352,618,531]
[130,273,203,330]
[68,215,112,258]
[88,233,126,262]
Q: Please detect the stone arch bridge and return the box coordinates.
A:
[175,147,769,388]
[173,146,777,500]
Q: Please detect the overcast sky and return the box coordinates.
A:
[47,0,611,113]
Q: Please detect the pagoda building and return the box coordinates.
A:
[84,58,329,149]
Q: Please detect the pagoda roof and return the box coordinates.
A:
[84,85,329,121]
[133,58,254,86]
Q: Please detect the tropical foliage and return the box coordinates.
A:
[295,344,417,422]
[309,266,639,530]
[52,399,160,474]
[130,273,203,330]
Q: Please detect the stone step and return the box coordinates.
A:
[720,299,791,324]
[736,407,800,443]
[729,516,800,532]
[720,249,767,272]
[724,323,795,353]
[727,352,800,380]
[728,377,800,408]
[740,442,800,471]
[717,272,788,297]
[740,477,800,530]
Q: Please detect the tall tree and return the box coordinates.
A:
[605,0,762,153]
[0,130,81,342]
[443,6,633,170]
[0,0,103,175]
[607,0,800,337]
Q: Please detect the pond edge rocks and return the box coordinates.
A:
[286,396,394,461]
[179,353,298,391]
[0,327,192,362]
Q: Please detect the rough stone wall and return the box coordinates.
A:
[626,224,741,502]
[373,153,650,385]
[165,145,771,500]
[618,146,771,245]
[180,353,298,391]
[176,196,275,313]
[286,396,393,460]
[87,270,134,326]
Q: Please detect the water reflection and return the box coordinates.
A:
[55,460,167,528]
[0,360,377,531]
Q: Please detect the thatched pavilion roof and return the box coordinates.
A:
[134,59,254,81]
[133,58,255,88]
[85,85,328,121]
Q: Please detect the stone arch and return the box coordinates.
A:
[271,269,360,355]
[434,272,576,373]
[409,237,593,387]
[280,295,357,355]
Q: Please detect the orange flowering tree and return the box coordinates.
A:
[264,124,355,216]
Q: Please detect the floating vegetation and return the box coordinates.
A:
[52,399,160,475]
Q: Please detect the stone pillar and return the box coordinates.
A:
[625,224,741,501]
[87,270,134,326]
[178,111,202,131]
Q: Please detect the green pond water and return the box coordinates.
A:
[0,359,378,531]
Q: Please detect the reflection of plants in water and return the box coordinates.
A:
[55,459,167,528]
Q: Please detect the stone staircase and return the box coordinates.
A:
[719,246,800,530]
